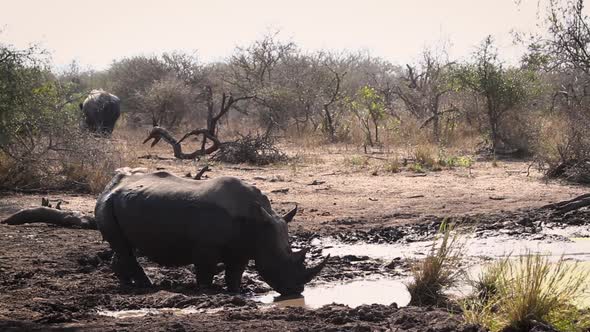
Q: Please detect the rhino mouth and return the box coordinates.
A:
[258,254,330,296]
[277,285,305,296]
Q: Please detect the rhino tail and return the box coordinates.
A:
[95,194,132,255]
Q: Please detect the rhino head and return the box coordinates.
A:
[252,204,329,296]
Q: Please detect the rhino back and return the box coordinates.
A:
[96,172,261,266]
[117,172,273,218]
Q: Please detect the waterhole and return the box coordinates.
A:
[255,278,411,309]
[319,232,590,262]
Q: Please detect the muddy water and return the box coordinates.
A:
[313,229,590,306]
[255,278,411,309]
[98,307,224,319]
[97,280,412,318]
[98,227,590,318]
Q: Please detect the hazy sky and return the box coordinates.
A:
[0,0,562,70]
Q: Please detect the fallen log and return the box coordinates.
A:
[2,206,96,229]
[143,126,220,160]
[542,193,590,214]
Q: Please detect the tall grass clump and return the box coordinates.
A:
[406,221,465,306]
[412,144,437,169]
[463,253,590,331]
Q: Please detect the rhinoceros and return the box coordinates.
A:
[94,170,328,295]
[79,89,121,135]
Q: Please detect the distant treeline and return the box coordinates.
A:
[1,0,589,185]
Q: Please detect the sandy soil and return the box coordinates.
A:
[1,144,586,231]
[0,143,587,331]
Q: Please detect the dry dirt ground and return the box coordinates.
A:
[0,141,587,331]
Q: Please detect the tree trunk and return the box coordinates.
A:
[486,96,498,153]
[374,120,379,145]
[371,114,379,145]
[432,113,440,143]
[323,106,336,142]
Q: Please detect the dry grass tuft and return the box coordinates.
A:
[384,157,402,173]
[412,144,438,169]
[463,253,590,331]
[406,221,465,306]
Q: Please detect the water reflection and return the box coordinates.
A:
[256,279,411,309]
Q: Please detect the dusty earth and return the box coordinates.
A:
[1,142,588,331]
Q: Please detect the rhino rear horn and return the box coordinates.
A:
[283,205,298,223]
[253,203,274,224]
[302,255,330,284]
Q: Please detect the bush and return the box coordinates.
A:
[441,155,474,168]
[212,134,288,165]
[0,128,130,193]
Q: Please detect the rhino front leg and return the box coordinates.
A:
[224,258,248,293]
[192,248,221,289]
[194,262,217,289]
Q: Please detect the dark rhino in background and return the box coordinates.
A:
[79,89,121,135]
[94,169,328,296]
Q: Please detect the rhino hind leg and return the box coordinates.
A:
[112,251,151,287]
[112,251,152,287]
[97,195,151,287]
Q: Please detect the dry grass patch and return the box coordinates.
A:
[0,129,136,194]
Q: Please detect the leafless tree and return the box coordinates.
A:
[393,49,456,142]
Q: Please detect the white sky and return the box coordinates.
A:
[0,0,564,70]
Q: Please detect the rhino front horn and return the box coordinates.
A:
[302,255,330,284]
[283,205,298,223]
[293,247,309,264]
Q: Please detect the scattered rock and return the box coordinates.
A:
[271,188,289,194]
[341,255,370,262]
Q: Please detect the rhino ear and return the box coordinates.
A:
[283,205,298,223]
[251,202,274,225]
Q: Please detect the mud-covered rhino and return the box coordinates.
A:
[95,170,328,295]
